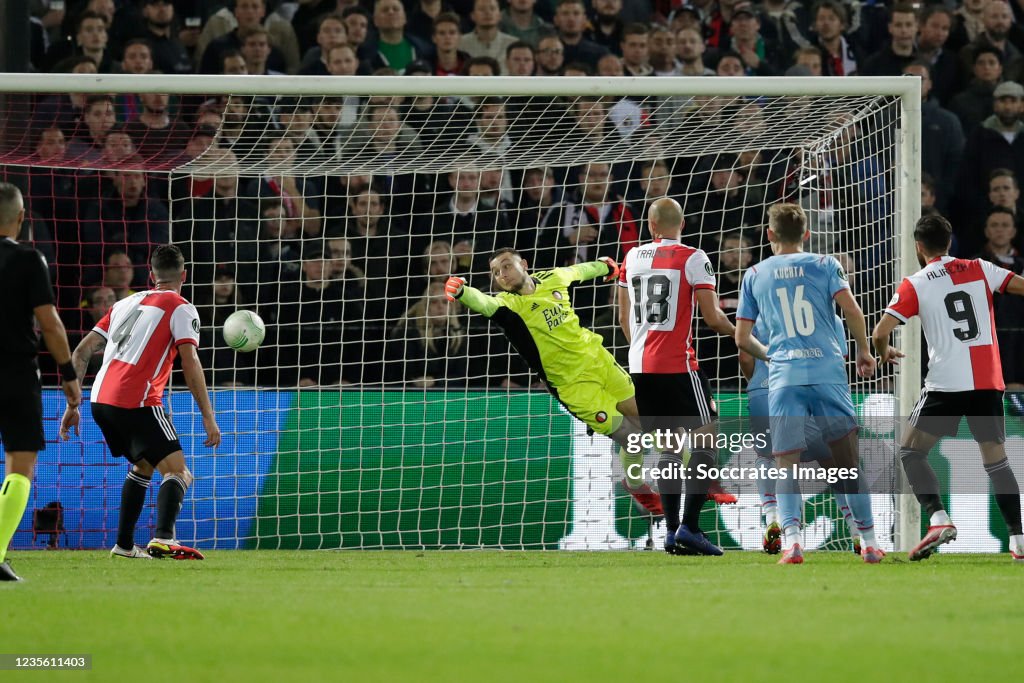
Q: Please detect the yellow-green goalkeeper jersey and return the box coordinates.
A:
[456,262,612,388]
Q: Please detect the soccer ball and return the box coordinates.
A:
[222,310,265,353]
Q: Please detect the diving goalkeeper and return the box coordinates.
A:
[445,248,663,515]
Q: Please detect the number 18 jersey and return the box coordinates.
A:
[885,255,1013,392]
[618,238,716,373]
[736,252,850,389]
[92,290,201,408]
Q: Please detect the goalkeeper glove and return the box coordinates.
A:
[598,256,619,283]
[445,276,467,301]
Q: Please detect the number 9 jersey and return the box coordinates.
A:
[885,255,1014,392]
[91,290,201,408]
[618,237,716,373]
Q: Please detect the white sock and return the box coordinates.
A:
[860,528,878,549]
[930,510,952,527]
[784,525,801,549]
[1010,534,1024,555]
[764,505,779,527]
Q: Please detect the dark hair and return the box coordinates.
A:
[889,2,918,21]
[973,44,1003,64]
[53,54,98,72]
[151,244,185,280]
[921,171,935,192]
[342,5,371,20]
[989,167,1018,187]
[432,11,462,31]
[986,206,1016,222]
[622,22,649,39]
[506,40,534,58]
[463,55,500,75]
[563,60,594,75]
[812,0,848,26]
[77,10,107,33]
[84,94,114,112]
[490,247,521,261]
[123,37,153,54]
[316,12,346,30]
[913,214,953,253]
[920,4,952,24]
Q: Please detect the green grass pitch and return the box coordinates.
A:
[0,550,1017,682]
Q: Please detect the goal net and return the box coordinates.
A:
[0,74,920,552]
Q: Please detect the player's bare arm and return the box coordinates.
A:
[178,343,221,447]
[833,289,876,378]
[36,302,81,409]
[1006,273,1024,296]
[738,350,755,381]
[734,318,769,361]
[871,313,905,366]
[60,331,107,440]
[617,286,632,343]
[695,288,736,337]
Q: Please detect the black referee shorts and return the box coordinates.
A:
[631,371,718,432]
[92,403,183,466]
[0,362,45,452]
[909,389,1005,444]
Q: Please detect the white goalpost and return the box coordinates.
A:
[0,74,921,552]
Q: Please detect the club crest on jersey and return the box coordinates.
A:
[595,411,608,423]
[192,318,200,333]
[838,267,848,281]
[888,292,900,307]
[553,291,563,300]
[704,261,714,277]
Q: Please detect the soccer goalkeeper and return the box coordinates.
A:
[445,248,663,515]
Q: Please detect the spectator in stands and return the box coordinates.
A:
[387,281,476,388]
[589,0,624,55]
[513,166,559,258]
[81,169,169,286]
[500,0,551,47]
[917,6,958,105]
[949,0,987,54]
[298,13,348,75]
[958,0,1022,84]
[240,26,283,75]
[463,55,501,75]
[327,42,361,78]
[987,169,1024,232]
[461,0,519,71]
[35,127,67,164]
[631,158,675,232]
[756,0,809,60]
[33,56,96,135]
[727,3,781,76]
[649,25,682,75]
[478,168,510,209]
[345,186,414,319]
[685,155,764,252]
[248,133,324,238]
[345,102,422,166]
[950,45,1003,134]
[618,23,651,76]
[198,0,296,74]
[124,92,185,161]
[326,236,367,282]
[415,169,500,275]
[66,94,116,163]
[467,97,512,156]
[860,3,918,76]
[365,0,433,72]
[535,34,565,75]
[697,229,751,386]
[432,12,471,76]
[120,38,154,75]
[121,0,192,75]
[676,27,714,76]
[921,173,937,213]
[221,48,248,75]
[506,41,536,75]
[958,80,1024,251]
[793,45,823,75]
[810,0,860,76]
[194,267,256,387]
[100,250,135,300]
[976,207,1024,388]
[64,286,116,379]
[46,10,113,72]
[553,0,608,67]
[904,61,964,214]
[292,0,352,52]
[715,51,746,77]
[100,124,137,165]
[342,6,374,63]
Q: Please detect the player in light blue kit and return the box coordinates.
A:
[736,202,881,564]
[742,316,868,555]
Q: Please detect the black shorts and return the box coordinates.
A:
[0,363,44,452]
[92,403,182,466]
[909,389,1005,444]
[631,371,717,432]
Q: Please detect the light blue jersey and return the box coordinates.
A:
[737,252,851,389]
[747,314,847,396]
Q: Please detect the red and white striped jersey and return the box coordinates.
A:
[91,289,201,408]
[618,238,716,373]
[885,255,1014,392]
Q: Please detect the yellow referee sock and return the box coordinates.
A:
[0,474,31,563]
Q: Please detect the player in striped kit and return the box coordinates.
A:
[873,214,1024,561]
[60,245,221,560]
[617,197,765,556]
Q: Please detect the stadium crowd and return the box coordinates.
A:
[6,0,1024,390]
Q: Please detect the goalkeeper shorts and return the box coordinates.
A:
[551,350,634,436]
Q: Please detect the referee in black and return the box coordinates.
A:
[0,182,81,581]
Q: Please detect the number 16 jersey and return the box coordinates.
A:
[618,238,716,374]
[736,252,850,389]
[885,255,1014,392]
[91,290,201,408]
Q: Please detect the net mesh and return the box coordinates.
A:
[0,83,905,551]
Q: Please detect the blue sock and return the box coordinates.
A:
[777,470,802,545]
[843,476,877,547]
